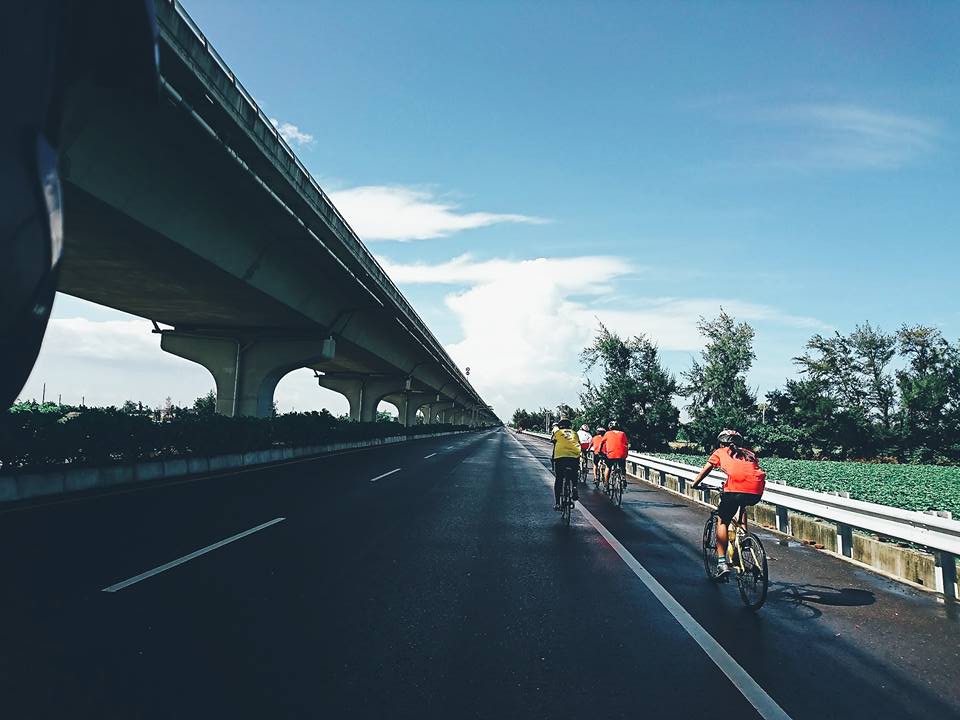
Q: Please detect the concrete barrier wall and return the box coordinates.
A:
[0,430,471,505]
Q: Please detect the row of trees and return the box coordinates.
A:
[13,391,400,424]
[2,394,465,472]
[511,322,680,451]
[512,312,960,464]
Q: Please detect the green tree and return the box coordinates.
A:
[794,323,897,456]
[896,325,960,460]
[511,408,538,429]
[193,390,217,417]
[681,310,757,450]
[580,323,679,450]
[850,323,897,431]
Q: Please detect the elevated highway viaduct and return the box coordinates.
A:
[53,0,494,425]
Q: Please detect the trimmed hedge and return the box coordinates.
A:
[0,407,471,474]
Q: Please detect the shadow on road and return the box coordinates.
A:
[769,582,876,619]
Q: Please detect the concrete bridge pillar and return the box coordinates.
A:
[433,402,458,425]
[418,402,440,425]
[383,392,431,427]
[313,376,364,421]
[315,375,411,423]
[161,332,336,417]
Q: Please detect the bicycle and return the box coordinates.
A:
[579,451,589,484]
[701,500,769,610]
[608,462,625,507]
[593,456,605,490]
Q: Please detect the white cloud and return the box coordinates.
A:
[769,103,940,170]
[18,314,214,408]
[382,255,827,419]
[270,118,315,147]
[327,186,548,241]
[40,317,167,362]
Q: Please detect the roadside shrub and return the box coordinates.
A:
[0,406,471,474]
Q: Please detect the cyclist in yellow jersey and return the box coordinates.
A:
[551,418,581,510]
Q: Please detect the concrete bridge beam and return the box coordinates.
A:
[161,332,336,417]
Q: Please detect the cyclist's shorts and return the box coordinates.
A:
[554,456,579,480]
[593,453,607,466]
[717,492,762,523]
[607,457,626,474]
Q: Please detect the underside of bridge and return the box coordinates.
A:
[52,6,496,426]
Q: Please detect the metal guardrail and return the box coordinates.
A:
[153,0,489,415]
[521,431,959,598]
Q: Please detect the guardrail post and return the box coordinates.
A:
[836,523,853,558]
[700,487,711,504]
[658,470,665,487]
[934,551,958,600]
[677,476,686,494]
[775,505,791,535]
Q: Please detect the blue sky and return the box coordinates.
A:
[22,1,960,419]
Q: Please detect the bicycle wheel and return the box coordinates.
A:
[737,533,769,610]
[561,478,572,524]
[612,468,624,506]
[701,514,718,581]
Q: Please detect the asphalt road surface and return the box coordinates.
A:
[0,428,957,718]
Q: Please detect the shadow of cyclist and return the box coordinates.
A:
[768,582,875,619]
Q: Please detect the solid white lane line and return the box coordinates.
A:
[424,453,437,459]
[102,517,286,593]
[574,503,793,720]
[507,433,792,720]
[369,468,401,482]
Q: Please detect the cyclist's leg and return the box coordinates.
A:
[563,459,579,501]
[716,494,741,559]
[553,460,562,508]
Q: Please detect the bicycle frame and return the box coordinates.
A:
[724,512,759,574]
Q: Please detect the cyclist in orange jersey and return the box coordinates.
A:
[692,429,766,578]
[600,419,629,489]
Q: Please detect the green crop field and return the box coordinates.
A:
[651,453,960,518]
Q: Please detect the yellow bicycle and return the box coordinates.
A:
[701,498,769,610]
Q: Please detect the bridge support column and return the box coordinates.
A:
[433,403,457,425]
[383,392,431,427]
[315,375,409,423]
[313,376,364,421]
[161,332,336,417]
[418,403,435,425]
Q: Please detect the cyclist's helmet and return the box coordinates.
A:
[581,423,590,431]
[596,426,606,434]
[717,429,744,447]
[557,418,572,429]
[608,419,619,429]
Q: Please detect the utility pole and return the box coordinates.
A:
[41,383,46,403]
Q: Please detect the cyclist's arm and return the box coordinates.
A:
[691,462,714,488]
